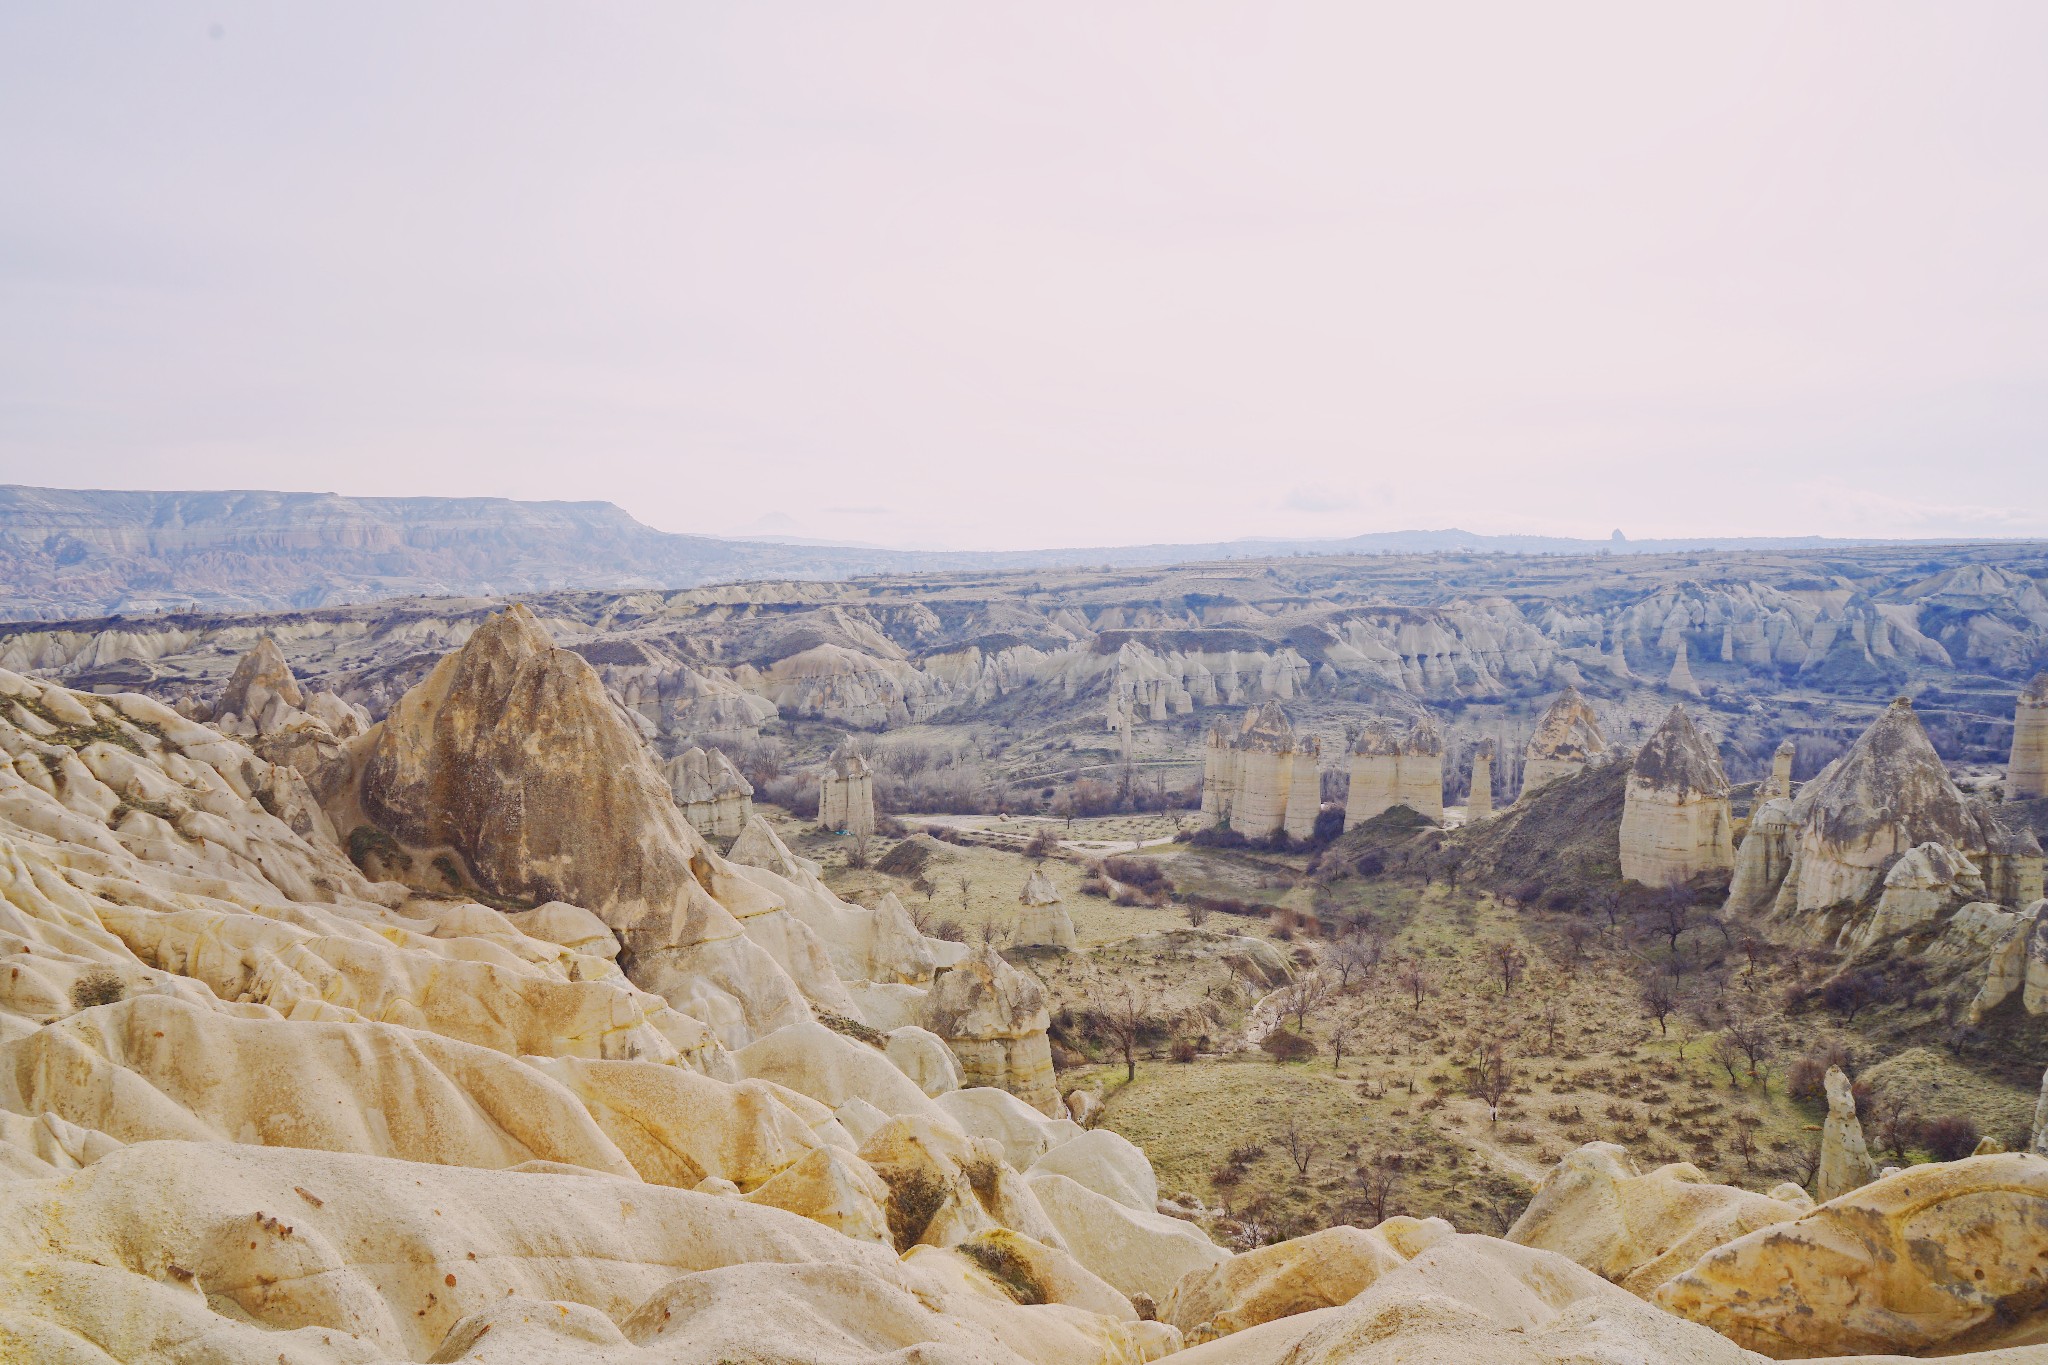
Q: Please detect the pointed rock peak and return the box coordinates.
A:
[1631,706,1730,798]
[2024,672,2048,705]
[1021,870,1061,906]
[1239,701,1296,749]
[1528,689,1607,763]
[1775,737,1798,758]
[469,601,556,658]
[1795,694,1977,849]
[219,635,303,714]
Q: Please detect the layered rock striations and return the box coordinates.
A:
[818,742,876,837]
[2013,670,2048,800]
[1343,716,1443,828]
[1619,706,1734,886]
[1200,702,1321,841]
[1520,687,1608,797]
[664,745,754,840]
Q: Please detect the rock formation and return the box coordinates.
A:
[2034,1066,2048,1156]
[917,947,1061,1116]
[1343,716,1443,827]
[1656,1154,2048,1357]
[818,742,876,837]
[1200,702,1321,841]
[1760,737,1797,799]
[2013,670,2048,799]
[205,636,369,805]
[664,744,754,840]
[1016,869,1078,950]
[1846,841,1986,950]
[1618,705,1734,886]
[1466,739,1495,818]
[1816,1065,1878,1200]
[1726,697,2044,932]
[1520,687,1607,796]
[1666,637,1702,695]
[1507,1143,1806,1297]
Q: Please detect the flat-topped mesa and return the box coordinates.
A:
[1666,638,1703,697]
[1466,739,1496,819]
[665,745,755,841]
[1619,705,1734,887]
[1015,869,1077,950]
[818,743,875,837]
[2012,671,2048,800]
[1343,715,1444,828]
[1729,696,2044,926]
[1520,687,1608,797]
[1760,737,1798,800]
[1199,701,1321,841]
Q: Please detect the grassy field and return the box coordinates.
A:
[759,800,2040,1248]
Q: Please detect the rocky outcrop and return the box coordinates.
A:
[664,745,754,840]
[1816,1065,1877,1200]
[1666,637,1703,695]
[1506,1143,1806,1297]
[1845,841,1985,950]
[1761,737,1797,799]
[1016,870,1078,951]
[1619,706,1734,886]
[1343,716,1443,827]
[1656,1154,2048,1357]
[206,637,369,806]
[1200,702,1321,840]
[1521,687,1607,796]
[2014,672,2048,799]
[1731,698,2044,929]
[1466,740,1495,819]
[818,742,875,837]
[917,947,1060,1116]
[1966,900,2048,1021]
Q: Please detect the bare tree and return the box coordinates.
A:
[1561,920,1593,960]
[1710,1030,1745,1086]
[1867,1088,1917,1161]
[977,916,1011,950]
[1537,997,1567,1053]
[1724,1012,1776,1086]
[1731,1109,1763,1167]
[1279,970,1331,1033]
[1088,977,1156,1083]
[1327,1011,1359,1075]
[1640,976,1676,1037]
[1490,942,1529,997]
[1467,1045,1516,1122]
[954,872,973,912]
[1397,959,1430,1012]
[1589,888,1626,937]
[1280,1116,1319,1178]
[1351,1150,1401,1225]
[1648,887,1694,955]
[1331,931,1384,992]
[1185,899,1212,928]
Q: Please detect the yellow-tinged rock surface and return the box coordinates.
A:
[1654,1153,2048,1357]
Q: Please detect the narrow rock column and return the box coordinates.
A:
[1817,1066,1878,1201]
[2032,1066,2048,1157]
[2012,672,2048,800]
[1468,742,1494,819]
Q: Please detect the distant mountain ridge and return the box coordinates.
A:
[0,483,2015,622]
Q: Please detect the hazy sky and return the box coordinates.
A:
[3,5,2045,550]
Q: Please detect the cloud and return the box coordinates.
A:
[1281,484,1360,514]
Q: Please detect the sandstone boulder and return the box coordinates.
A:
[918,947,1060,1115]
[1506,1143,1804,1296]
[1655,1153,2048,1357]
[1163,1218,1453,1341]
[1017,869,1078,951]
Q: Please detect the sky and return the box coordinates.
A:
[2,4,2045,551]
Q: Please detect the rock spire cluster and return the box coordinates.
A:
[1200,702,1322,840]
[1343,715,1443,827]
